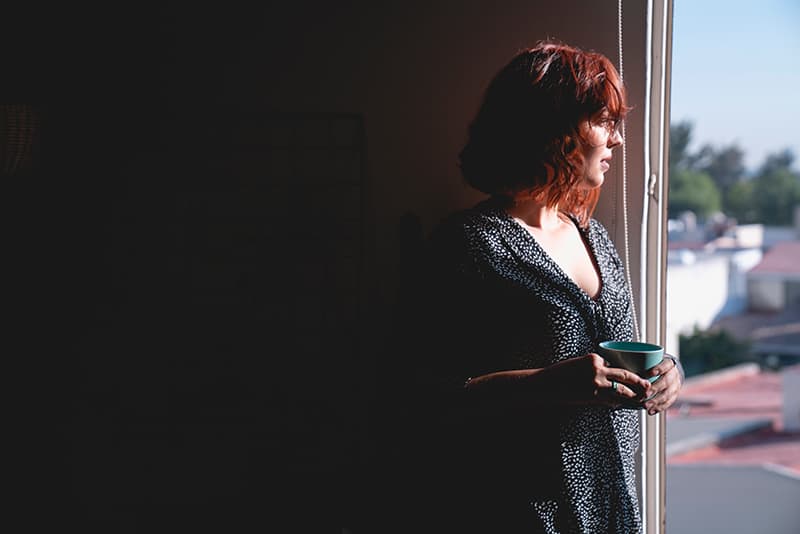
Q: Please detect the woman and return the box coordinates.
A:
[395,41,683,534]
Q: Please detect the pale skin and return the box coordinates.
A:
[465,112,683,415]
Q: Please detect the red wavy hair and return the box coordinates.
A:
[458,40,630,226]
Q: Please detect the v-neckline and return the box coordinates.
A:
[498,208,605,303]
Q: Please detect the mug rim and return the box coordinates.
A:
[599,340,664,353]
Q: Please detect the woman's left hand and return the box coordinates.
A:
[641,355,684,415]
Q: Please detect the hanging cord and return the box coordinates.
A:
[618,0,642,342]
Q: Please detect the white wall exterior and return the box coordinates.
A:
[665,248,762,356]
[727,224,764,249]
[783,367,800,432]
[666,254,729,356]
[748,272,800,312]
[748,277,786,312]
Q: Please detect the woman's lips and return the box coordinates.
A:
[601,160,610,171]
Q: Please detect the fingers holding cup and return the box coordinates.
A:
[643,356,682,414]
[598,341,665,405]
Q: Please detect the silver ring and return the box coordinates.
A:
[611,380,618,392]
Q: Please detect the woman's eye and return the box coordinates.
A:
[597,118,619,132]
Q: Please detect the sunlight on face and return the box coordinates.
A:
[579,113,623,190]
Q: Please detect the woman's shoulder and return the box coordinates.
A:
[429,197,508,243]
[426,198,509,271]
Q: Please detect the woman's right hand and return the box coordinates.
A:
[542,353,653,406]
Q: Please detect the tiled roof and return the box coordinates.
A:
[667,240,708,251]
[749,240,800,274]
[667,363,800,473]
[711,306,800,356]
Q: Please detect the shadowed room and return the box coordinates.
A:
[6,2,660,532]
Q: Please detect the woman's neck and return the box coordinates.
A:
[504,195,565,232]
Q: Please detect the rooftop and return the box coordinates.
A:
[667,240,709,251]
[749,240,800,275]
[667,363,800,472]
[665,363,800,533]
[711,304,800,358]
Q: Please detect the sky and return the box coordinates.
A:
[670,0,800,173]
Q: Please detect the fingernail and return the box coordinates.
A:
[648,410,656,416]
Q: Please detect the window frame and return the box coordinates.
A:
[639,1,674,533]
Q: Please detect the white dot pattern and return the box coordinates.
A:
[426,197,641,533]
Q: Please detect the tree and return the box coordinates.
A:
[668,169,721,218]
[699,144,747,198]
[669,121,708,176]
[758,148,795,177]
[726,180,757,224]
[667,125,800,224]
[669,121,694,175]
[679,327,751,377]
[750,167,800,225]
[668,122,736,220]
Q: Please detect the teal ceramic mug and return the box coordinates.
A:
[597,341,665,384]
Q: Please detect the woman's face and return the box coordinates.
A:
[579,112,624,189]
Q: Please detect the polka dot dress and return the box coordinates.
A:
[420,197,641,534]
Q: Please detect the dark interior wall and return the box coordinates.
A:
[6,2,645,532]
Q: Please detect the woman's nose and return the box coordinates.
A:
[608,128,624,148]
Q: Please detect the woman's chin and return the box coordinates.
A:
[580,176,605,190]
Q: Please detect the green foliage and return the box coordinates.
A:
[669,121,694,174]
[725,180,757,223]
[679,327,751,377]
[750,168,800,225]
[698,144,746,196]
[669,123,800,225]
[758,149,795,177]
[668,169,721,218]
